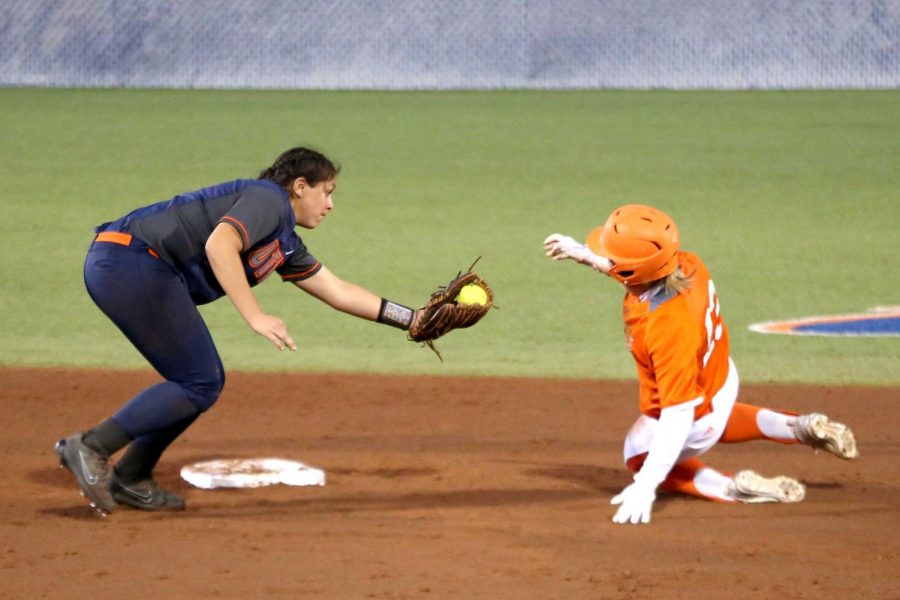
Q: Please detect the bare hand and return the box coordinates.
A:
[248,314,297,351]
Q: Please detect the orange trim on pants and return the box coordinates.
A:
[95,231,134,246]
[95,231,159,259]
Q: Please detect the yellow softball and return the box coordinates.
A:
[455,283,488,306]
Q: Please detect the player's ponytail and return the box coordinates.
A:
[663,267,693,295]
[258,147,340,188]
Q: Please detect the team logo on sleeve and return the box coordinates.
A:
[247,240,285,281]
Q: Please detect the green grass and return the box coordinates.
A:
[1,88,898,385]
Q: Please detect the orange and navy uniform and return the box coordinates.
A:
[94,179,321,305]
[622,251,730,420]
[82,178,322,422]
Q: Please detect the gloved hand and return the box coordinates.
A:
[406,262,494,360]
[543,233,611,273]
[610,480,657,524]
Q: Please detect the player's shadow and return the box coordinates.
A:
[520,461,680,515]
[38,461,610,521]
[804,481,845,490]
[519,462,625,495]
[28,466,76,489]
[39,506,114,521]
[182,486,602,519]
[37,459,850,521]
[163,461,650,520]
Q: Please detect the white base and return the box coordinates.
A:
[180,458,326,489]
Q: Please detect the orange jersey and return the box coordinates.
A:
[621,251,730,419]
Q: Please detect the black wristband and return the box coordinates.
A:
[377,298,414,330]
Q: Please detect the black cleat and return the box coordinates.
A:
[112,476,186,511]
[56,434,117,516]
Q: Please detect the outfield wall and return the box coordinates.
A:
[2,0,898,89]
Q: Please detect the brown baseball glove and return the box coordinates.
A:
[408,259,494,359]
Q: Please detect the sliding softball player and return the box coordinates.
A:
[544,204,858,525]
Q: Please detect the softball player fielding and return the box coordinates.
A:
[56,147,421,515]
[544,204,858,525]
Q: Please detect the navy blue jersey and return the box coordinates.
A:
[96,179,321,304]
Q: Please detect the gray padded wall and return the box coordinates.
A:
[1,0,898,89]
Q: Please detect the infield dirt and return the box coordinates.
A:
[2,367,898,598]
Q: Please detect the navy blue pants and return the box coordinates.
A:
[84,238,225,444]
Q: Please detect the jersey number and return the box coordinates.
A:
[702,279,723,367]
[248,240,284,281]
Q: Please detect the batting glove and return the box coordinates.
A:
[610,480,657,525]
[543,233,611,273]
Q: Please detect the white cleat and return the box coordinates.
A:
[791,413,859,459]
[730,470,806,504]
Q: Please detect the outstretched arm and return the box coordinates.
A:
[293,266,417,330]
[292,266,381,319]
[543,233,611,274]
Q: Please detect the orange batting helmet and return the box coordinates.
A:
[585,204,680,285]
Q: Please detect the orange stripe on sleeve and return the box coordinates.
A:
[280,262,322,281]
[219,216,250,248]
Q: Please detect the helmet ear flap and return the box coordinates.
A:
[585,205,680,285]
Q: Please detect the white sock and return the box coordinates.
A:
[756,409,797,441]
[693,467,736,502]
